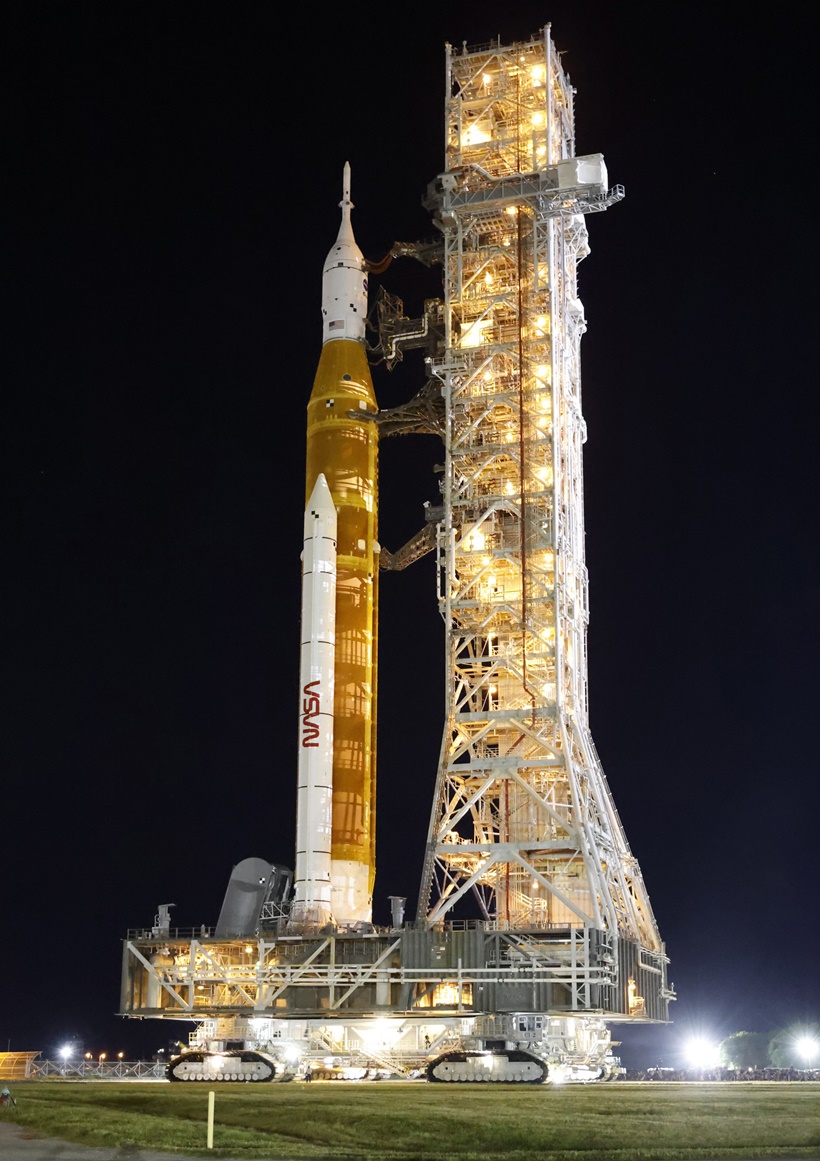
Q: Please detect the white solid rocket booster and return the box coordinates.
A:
[291,472,337,927]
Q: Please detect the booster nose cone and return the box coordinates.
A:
[321,162,368,345]
[306,471,336,517]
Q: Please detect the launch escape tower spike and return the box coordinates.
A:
[417,30,665,965]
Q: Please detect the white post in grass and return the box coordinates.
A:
[207,1090,215,1149]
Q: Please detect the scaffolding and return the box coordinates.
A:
[417,30,663,961]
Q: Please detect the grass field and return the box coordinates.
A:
[1,1080,819,1160]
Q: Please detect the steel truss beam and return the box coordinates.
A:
[416,31,666,975]
[121,928,635,1018]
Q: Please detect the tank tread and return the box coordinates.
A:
[427,1050,547,1084]
[166,1050,281,1083]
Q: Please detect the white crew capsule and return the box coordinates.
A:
[321,162,368,345]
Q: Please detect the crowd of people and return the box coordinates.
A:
[623,1066,820,1082]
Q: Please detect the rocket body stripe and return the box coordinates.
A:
[291,473,336,928]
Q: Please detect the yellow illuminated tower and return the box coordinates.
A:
[418,32,666,970]
[304,164,378,925]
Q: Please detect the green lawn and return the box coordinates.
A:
[1,1080,819,1160]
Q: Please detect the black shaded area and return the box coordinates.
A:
[2,3,816,1065]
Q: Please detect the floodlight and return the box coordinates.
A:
[684,1036,720,1068]
[796,1036,818,1063]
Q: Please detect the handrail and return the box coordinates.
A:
[26,1059,166,1079]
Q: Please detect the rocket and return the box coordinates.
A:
[293,164,379,928]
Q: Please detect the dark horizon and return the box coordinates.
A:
[3,3,817,1071]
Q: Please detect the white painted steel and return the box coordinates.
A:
[291,473,337,927]
[418,30,664,956]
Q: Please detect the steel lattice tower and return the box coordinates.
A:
[417,31,664,963]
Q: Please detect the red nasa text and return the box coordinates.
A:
[301,680,321,747]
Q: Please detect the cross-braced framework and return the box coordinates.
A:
[418,31,662,954]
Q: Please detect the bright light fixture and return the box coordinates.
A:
[464,123,491,146]
[684,1037,720,1069]
[459,318,491,348]
[358,1019,403,1049]
[796,1036,818,1063]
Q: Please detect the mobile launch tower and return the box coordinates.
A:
[120,28,674,1084]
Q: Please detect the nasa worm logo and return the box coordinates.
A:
[301,680,321,747]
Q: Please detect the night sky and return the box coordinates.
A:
[3,3,817,1069]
